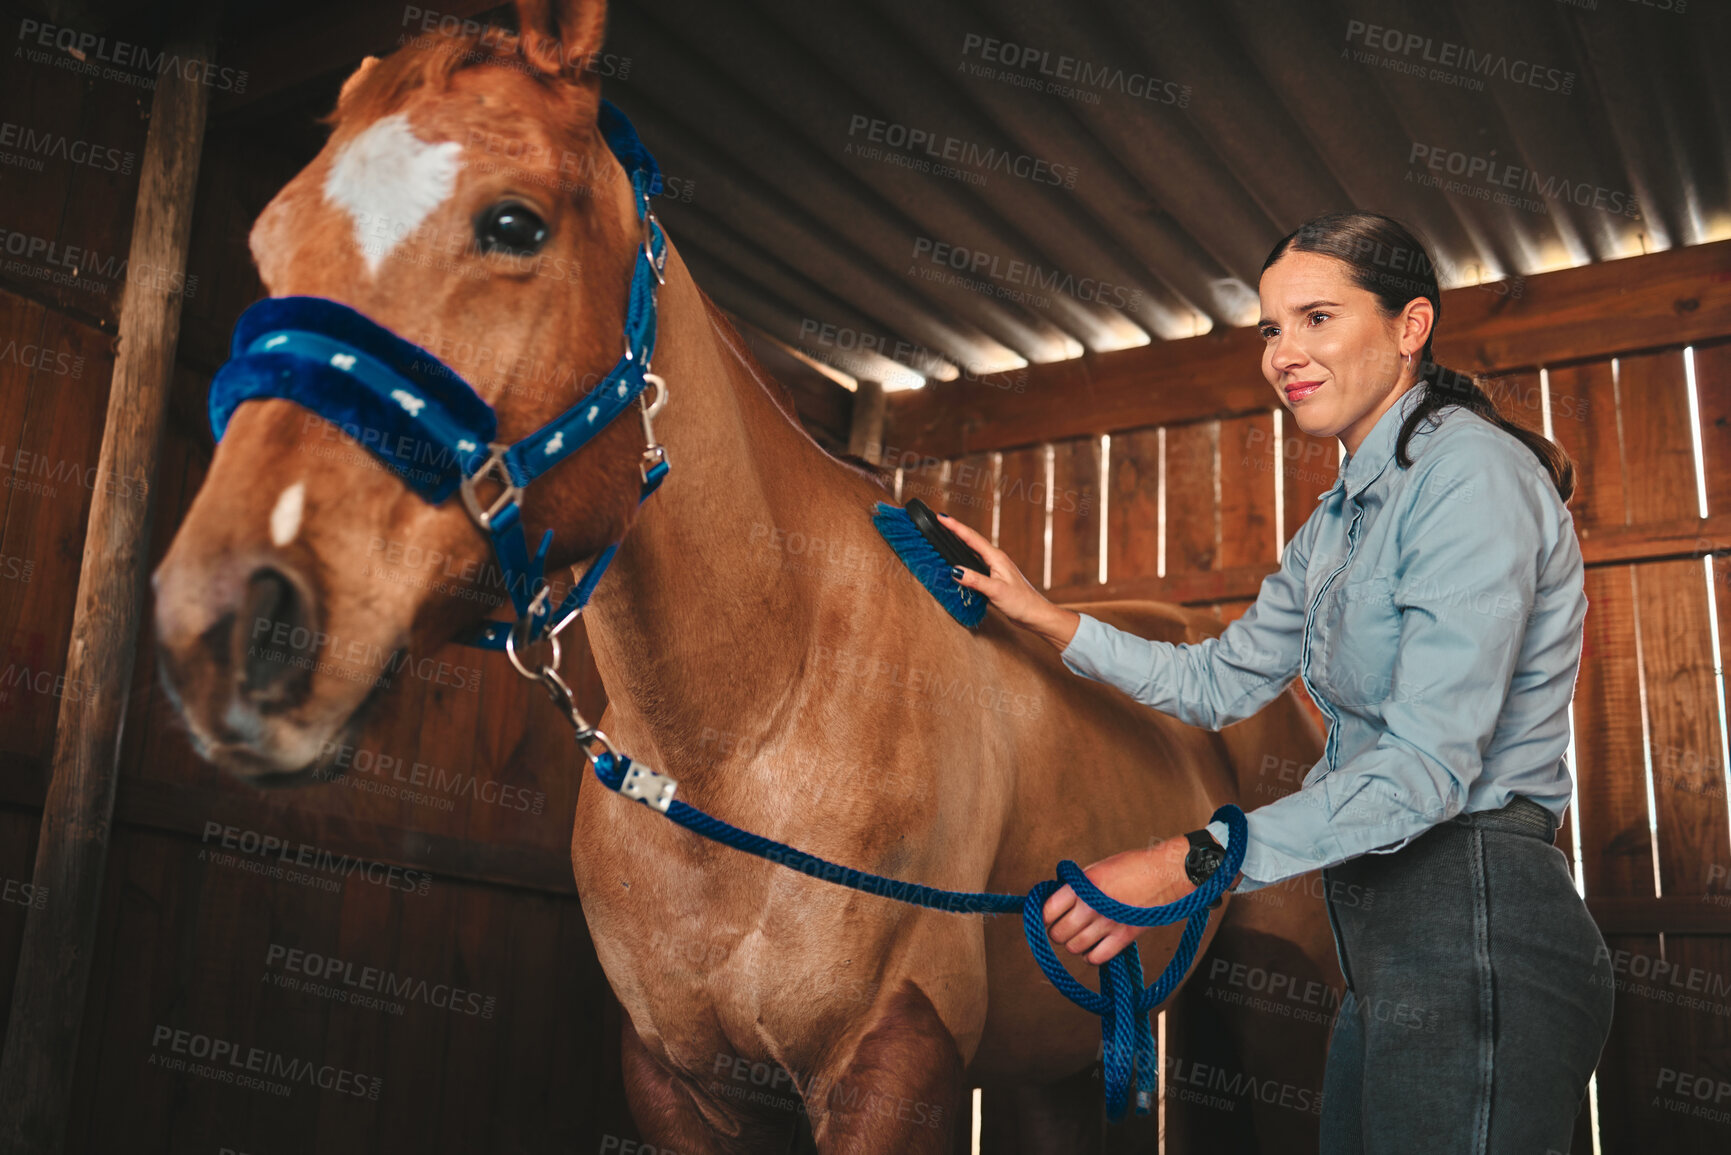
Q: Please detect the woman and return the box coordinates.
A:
[938,212,1615,1153]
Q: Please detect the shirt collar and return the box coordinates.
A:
[1317,387,1424,501]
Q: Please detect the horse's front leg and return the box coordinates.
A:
[620,1025,803,1155]
[805,978,968,1155]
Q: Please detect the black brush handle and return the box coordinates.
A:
[904,499,989,575]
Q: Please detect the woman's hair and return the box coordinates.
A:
[1260,211,1574,503]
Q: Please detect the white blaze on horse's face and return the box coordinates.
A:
[268,481,305,547]
[322,112,464,276]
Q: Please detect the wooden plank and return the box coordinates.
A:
[1574,566,1655,899]
[994,446,1046,584]
[64,826,620,1152]
[883,240,1731,458]
[1280,418,1336,552]
[1545,360,1625,533]
[0,307,119,764]
[1047,437,1101,593]
[1483,369,1546,439]
[1164,421,1218,580]
[1695,340,1731,517]
[0,12,216,1144]
[1586,896,1731,935]
[900,453,951,515]
[1218,414,1276,571]
[1613,349,1728,904]
[941,452,996,538]
[1104,427,1160,585]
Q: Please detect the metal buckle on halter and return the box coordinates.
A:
[459,442,522,529]
[619,761,678,813]
[638,372,669,481]
[640,208,666,286]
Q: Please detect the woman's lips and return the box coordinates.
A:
[1285,381,1323,402]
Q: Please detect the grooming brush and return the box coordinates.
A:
[871,498,991,628]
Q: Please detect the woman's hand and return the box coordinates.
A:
[1041,836,1195,966]
[936,511,1081,651]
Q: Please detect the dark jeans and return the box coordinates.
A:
[1317,797,1615,1154]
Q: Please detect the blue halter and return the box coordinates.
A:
[209,98,670,653]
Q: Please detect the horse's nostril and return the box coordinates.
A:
[236,567,316,708]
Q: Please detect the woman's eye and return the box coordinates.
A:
[475,202,548,256]
[1308,311,1330,326]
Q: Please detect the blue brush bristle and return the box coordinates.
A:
[871,502,988,629]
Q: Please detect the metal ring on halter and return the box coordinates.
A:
[641,210,666,285]
[575,727,617,760]
[522,581,584,644]
[505,615,561,682]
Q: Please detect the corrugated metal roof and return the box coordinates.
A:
[176,0,1731,400]
[598,0,1731,391]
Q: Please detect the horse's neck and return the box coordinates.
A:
[582,257,887,773]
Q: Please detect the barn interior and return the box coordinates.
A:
[1,0,1729,1152]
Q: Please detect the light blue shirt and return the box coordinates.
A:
[1059,389,1586,892]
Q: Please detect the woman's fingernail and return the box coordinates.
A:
[951,566,965,582]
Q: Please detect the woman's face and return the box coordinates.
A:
[1257,250,1432,454]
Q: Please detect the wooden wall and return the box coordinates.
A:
[889,327,1731,1151]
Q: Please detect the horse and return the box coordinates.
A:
[150,2,1339,1150]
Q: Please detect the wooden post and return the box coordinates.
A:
[848,379,886,464]
[0,10,217,1150]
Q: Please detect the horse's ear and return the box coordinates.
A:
[515,0,608,78]
[335,56,381,111]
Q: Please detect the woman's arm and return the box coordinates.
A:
[1203,435,1568,891]
[942,509,1318,731]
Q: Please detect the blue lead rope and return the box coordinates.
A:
[593,749,1246,1122]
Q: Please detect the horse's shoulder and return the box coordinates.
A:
[1056,599,1221,647]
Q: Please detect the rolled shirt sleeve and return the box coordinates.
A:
[1058,510,1319,731]
[1206,441,1551,890]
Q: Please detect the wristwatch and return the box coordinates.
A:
[1184,829,1228,906]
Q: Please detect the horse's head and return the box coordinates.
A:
[153,0,652,782]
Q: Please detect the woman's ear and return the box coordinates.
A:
[1401,296,1436,357]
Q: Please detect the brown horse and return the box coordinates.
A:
[151,2,1338,1150]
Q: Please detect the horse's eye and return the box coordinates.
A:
[475,202,548,256]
